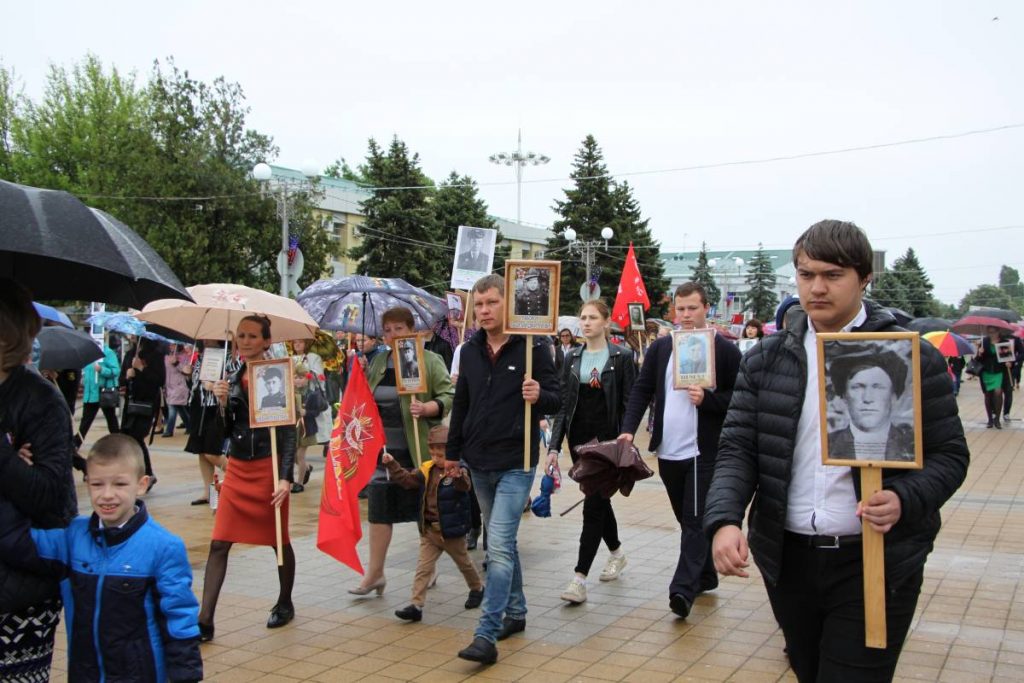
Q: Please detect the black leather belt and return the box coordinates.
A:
[785,531,862,550]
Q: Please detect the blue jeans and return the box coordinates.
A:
[469,466,536,644]
[163,404,190,435]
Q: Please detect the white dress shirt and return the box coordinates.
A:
[785,305,866,536]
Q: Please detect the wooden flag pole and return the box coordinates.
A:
[860,466,886,649]
[269,427,284,566]
[524,334,534,471]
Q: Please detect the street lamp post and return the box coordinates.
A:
[489,129,549,226]
[564,227,614,301]
[253,162,319,297]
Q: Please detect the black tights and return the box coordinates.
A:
[199,541,295,626]
[984,389,1004,424]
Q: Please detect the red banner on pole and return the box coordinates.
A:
[317,357,384,573]
[611,242,651,329]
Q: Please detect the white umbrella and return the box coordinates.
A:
[136,284,319,342]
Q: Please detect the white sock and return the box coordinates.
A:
[610,548,624,558]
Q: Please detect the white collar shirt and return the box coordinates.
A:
[785,304,867,536]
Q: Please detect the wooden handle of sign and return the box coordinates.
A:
[524,334,534,471]
[270,426,284,566]
[861,466,886,649]
[412,415,423,466]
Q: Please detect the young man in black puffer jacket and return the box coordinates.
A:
[705,220,969,683]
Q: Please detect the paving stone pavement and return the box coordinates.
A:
[48,382,1024,681]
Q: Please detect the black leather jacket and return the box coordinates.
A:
[0,365,77,612]
[549,342,636,453]
[224,364,296,481]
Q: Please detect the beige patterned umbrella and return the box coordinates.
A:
[136,283,318,342]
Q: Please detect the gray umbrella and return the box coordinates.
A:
[964,307,1021,323]
[37,327,103,371]
[0,180,192,307]
[297,276,447,336]
[906,317,951,334]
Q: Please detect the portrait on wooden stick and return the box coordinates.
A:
[393,333,427,394]
[504,260,561,335]
[248,357,296,428]
[671,328,716,390]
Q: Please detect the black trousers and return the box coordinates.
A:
[575,493,620,576]
[79,401,119,440]
[658,456,717,601]
[765,532,923,683]
[121,413,155,477]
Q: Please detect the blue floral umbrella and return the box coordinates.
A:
[297,276,447,337]
[87,311,190,344]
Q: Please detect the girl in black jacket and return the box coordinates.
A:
[120,337,165,483]
[546,300,636,604]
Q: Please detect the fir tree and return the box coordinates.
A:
[870,248,935,317]
[433,171,508,272]
[347,137,441,291]
[609,181,670,318]
[744,243,779,321]
[689,243,721,308]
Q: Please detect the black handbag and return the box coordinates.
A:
[99,387,119,409]
[124,400,153,417]
[966,358,983,377]
[304,377,329,417]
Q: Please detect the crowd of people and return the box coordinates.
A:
[4,218,1015,681]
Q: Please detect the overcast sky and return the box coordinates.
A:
[3,1,1021,305]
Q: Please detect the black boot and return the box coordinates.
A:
[457,636,497,664]
[465,588,484,609]
[394,604,422,622]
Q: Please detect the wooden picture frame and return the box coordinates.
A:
[671,328,716,389]
[995,340,1015,364]
[817,332,923,469]
[247,357,296,429]
[503,259,561,335]
[393,333,427,395]
[627,303,646,332]
[446,290,467,325]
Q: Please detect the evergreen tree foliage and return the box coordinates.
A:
[999,265,1024,304]
[744,243,779,321]
[609,181,670,318]
[689,242,721,308]
[434,172,507,272]
[0,56,337,293]
[347,137,443,292]
[869,248,936,317]
[547,135,667,315]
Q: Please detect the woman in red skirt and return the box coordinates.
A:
[197,315,296,641]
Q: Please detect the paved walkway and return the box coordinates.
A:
[49,383,1024,682]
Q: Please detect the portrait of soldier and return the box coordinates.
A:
[514,268,549,316]
[677,334,709,375]
[457,227,491,272]
[259,366,287,409]
[399,340,420,380]
[827,348,914,461]
[629,304,644,329]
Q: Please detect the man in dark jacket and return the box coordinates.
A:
[619,282,741,620]
[448,274,560,665]
[705,220,969,682]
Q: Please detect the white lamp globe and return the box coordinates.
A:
[601,227,614,241]
[252,163,272,181]
[564,228,577,242]
[300,160,320,178]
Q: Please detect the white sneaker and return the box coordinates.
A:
[560,578,587,604]
[600,553,627,582]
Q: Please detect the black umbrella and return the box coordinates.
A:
[37,327,103,371]
[885,307,914,326]
[906,317,951,334]
[964,307,1021,323]
[0,180,192,307]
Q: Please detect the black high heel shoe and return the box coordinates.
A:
[198,622,214,642]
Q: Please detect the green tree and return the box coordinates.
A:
[0,63,22,177]
[609,180,670,318]
[347,137,442,291]
[548,135,617,313]
[323,156,365,184]
[744,243,779,321]
[870,248,936,317]
[960,284,1013,312]
[689,242,721,308]
[2,55,337,293]
[433,171,507,272]
[999,265,1024,303]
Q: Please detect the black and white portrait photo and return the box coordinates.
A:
[628,303,645,332]
[247,357,296,428]
[450,225,497,289]
[819,333,923,468]
[503,260,561,335]
[392,334,427,394]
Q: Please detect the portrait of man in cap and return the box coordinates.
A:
[514,267,549,316]
[826,345,915,462]
[456,227,492,272]
[399,339,420,380]
[259,365,287,409]
[677,333,709,375]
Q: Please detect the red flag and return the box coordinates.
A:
[317,357,384,573]
[611,242,651,329]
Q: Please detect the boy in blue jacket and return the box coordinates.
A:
[2,434,203,682]
[383,425,484,623]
